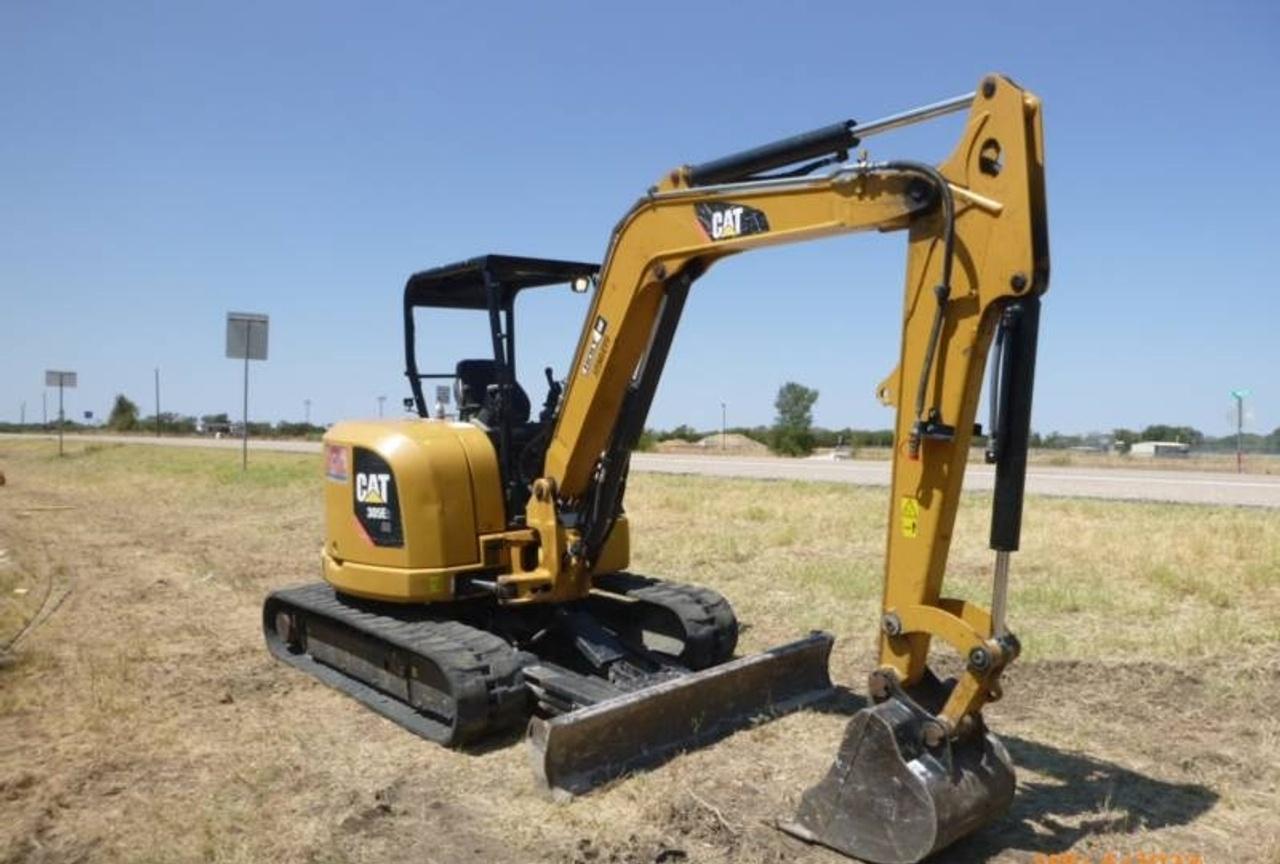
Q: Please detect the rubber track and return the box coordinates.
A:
[590,573,739,670]
[264,583,528,746]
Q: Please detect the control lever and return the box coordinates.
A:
[540,367,563,425]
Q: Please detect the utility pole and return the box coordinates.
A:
[42,392,47,428]
[377,395,387,418]
[155,367,161,437]
[304,398,312,426]
[720,401,727,450]
[19,402,24,427]
[1231,388,1250,474]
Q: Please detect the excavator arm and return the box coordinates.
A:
[525,73,1046,717]
[515,74,1048,863]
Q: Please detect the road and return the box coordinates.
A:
[4,432,1278,508]
[632,453,1280,508]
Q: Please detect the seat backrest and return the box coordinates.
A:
[454,359,531,425]
[454,359,498,419]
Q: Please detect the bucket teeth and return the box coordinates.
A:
[783,698,1015,864]
[529,631,834,796]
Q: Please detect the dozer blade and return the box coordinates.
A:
[528,631,834,796]
[782,698,1015,864]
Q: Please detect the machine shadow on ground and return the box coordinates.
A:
[938,735,1217,861]
[791,687,1218,863]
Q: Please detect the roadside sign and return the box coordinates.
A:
[226,312,269,360]
[226,312,270,470]
[44,369,77,456]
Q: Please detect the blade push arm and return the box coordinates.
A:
[513,75,1048,732]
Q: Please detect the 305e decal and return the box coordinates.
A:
[352,448,403,547]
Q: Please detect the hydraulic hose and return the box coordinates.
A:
[874,161,956,456]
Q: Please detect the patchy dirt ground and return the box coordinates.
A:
[0,441,1276,863]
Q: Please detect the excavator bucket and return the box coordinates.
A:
[782,698,1015,864]
[529,631,834,795]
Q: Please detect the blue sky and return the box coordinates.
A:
[3,1,1277,436]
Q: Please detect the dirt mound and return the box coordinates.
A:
[654,433,769,456]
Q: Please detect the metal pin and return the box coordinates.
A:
[948,183,1004,214]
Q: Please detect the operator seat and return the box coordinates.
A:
[454,359,531,426]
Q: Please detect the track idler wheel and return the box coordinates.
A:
[784,698,1014,864]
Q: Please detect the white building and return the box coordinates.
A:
[1129,441,1190,458]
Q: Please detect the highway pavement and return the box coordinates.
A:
[4,433,1278,508]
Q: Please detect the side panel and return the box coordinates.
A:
[456,424,506,534]
[322,419,505,602]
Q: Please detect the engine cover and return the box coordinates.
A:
[320,419,505,603]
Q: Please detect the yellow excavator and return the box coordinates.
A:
[265,73,1048,863]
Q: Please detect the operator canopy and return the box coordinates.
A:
[403,254,599,310]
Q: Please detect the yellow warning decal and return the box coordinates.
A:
[900,496,920,538]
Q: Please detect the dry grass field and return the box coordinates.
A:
[0,440,1277,864]
[837,446,1280,476]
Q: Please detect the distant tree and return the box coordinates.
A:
[164,414,197,434]
[848,428,894,448]
[1140,424,1204,447]
[664,424,701,443]
[276,421,325,439]
[139,412,196,435]
[635,429,658,452]
[201,413,230,426]
[807,427,896,449]
[812,427,848,448]
[108,394,139,431]
[770,382,819,456]
[1042,431,1066,449]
